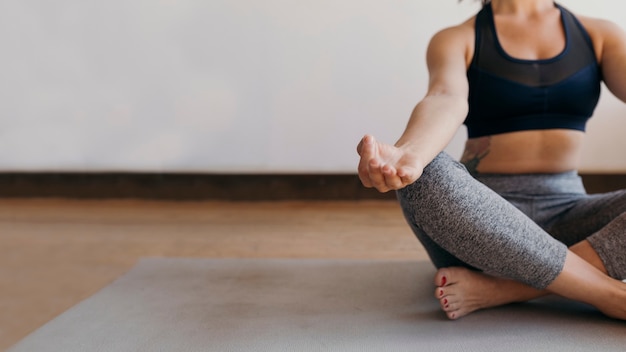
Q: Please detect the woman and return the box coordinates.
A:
[357,0,626,320]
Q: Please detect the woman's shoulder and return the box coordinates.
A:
[576,15,626,101]
[428,18,476,67]
[430,17,475,44]
[578,15,624,39]
[575,15,626,61]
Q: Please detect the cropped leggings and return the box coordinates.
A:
[397,152,626,289]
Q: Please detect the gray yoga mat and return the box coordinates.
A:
[9,258,626,351]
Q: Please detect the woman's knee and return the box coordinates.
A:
[586,212,626,280]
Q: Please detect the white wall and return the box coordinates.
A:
[0,0,624,173]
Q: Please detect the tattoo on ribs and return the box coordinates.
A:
[461,137,491,176]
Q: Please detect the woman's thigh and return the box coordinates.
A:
[546,189,626,246]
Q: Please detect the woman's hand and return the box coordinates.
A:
[356,134,423,193]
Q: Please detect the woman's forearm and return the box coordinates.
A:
[395,94,468,168]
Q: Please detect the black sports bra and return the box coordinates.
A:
[464,2,602,138]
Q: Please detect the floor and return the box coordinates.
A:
[0,199,426,350]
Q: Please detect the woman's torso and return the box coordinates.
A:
[458,2,604,174]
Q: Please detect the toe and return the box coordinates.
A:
[440,297,453,311]
[434,287,446,299]
[434,268,450,287]
[447,311,459,320]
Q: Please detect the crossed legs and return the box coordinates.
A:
[435,240,622,320]
[397,152,626,320]
[437,212,626,320]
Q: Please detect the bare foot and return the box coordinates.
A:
[546,252,626,321]
[434,267,546,320]
[431,248,626,321]
[593,285,626,320]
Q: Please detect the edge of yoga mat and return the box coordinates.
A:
[9,258,626,352]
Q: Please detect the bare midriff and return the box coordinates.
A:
[460,129,585,174]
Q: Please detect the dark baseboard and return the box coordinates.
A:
[0,173,394,201]
[0,173,624,201]
[578,174,626,194]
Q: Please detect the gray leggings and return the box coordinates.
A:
[397,152,626,289]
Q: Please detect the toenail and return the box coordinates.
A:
[439,289,444,297]
[443,298,448,304]
[441,276,447,286]
[445,304,449,309]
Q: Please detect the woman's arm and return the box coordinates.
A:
[395,26,471,169]
[586,18,626,102]
[357,24,472,192]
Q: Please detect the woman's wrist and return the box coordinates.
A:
[394,141,428,173]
